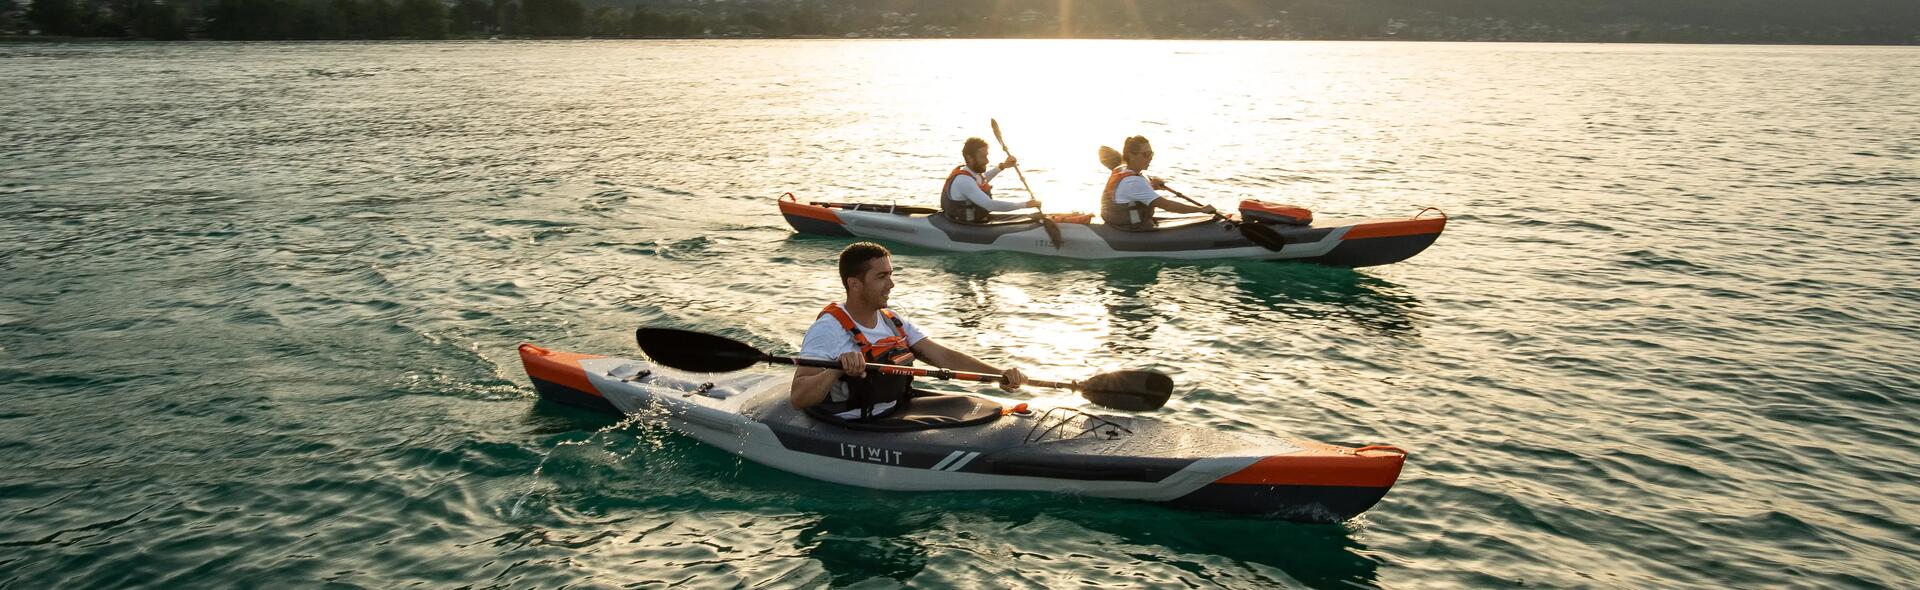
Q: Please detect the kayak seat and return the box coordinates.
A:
[804,390,1003,432]
[928,213,1050,245]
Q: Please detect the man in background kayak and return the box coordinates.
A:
[1103,135,1217,231]
[942,137,1042,224]
[791,242,1029,419]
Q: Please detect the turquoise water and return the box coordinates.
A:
[2,40,1917,588]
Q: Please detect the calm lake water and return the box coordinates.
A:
[2,39,1917,589]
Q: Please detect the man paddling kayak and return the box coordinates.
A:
[1102,135,1218,231]
[791,242,1029,419]
[942,137,1042,224]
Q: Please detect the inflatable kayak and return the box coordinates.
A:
[520,343,1408,522]
[778,194,1446,267]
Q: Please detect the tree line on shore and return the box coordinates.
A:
[11,0,721,40]
[7,0,1917,44]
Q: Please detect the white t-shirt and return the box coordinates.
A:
[1111,169,1161,206]
[798,306,929,418]
[946,166,1029,212]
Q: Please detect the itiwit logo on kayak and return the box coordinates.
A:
[837,442,905,465]
[832,444,981,471]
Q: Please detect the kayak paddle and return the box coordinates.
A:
[1096,145,1287,251]
[1098,144,1125,170]
[635,327,1173,411]
[1166,186,1287,251]
[991,118,1065,249]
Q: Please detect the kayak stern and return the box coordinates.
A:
[520,343,619,415]
[780,194,854,237]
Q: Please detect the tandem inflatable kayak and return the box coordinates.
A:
[779,194,1446,267]
[520,343,1408,522]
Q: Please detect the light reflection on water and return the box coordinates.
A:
[1,40,1916,589]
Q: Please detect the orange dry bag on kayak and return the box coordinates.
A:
[1237,200,1313,226]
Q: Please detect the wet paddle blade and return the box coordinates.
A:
[1039,217,1064,249]
[1080,370,1175,411]
[635,327,768,373]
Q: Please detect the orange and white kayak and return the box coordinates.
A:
[521,343,1408,522]
[779,194,1446,267]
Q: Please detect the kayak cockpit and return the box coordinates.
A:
[802,390,1005,432]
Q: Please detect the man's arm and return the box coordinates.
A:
[791,366,839,409]
[790,351,866,409]
[981,156,1014,181]
[910,338,1027,390]
[956,177,1034,212]
[911,337,998,373]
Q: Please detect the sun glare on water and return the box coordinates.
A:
[799,39,1354,214]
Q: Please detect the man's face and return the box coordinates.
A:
[965,145,990,173]
[1127,141,1154,171]
[849,256,894,308]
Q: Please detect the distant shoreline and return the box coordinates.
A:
[4,35,1916,47]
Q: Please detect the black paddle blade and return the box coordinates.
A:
[1038,216,1064,249]
[1238,222,1288,251]
[1079,370,1175,411]
[635,327,767,373]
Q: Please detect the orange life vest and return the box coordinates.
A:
[817,303,915,418]
[1100,167,1156,231]
[941,165,995,223]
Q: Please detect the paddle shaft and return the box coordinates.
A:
[1161,186,1217,218]
[764,354,1080,390]
[1163,185,1287,251]
[989,120,1040,210]
[997,147,1041,210]
[1161,184,1240,226]
[991,119,1065,248]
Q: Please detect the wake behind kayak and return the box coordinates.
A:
[520,343,1407,523]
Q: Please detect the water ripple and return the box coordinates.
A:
[2,40,1918,589]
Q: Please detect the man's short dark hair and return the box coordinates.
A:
[838,242,891,286]
[963,137,989,156]
[1124,135,1151,155]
